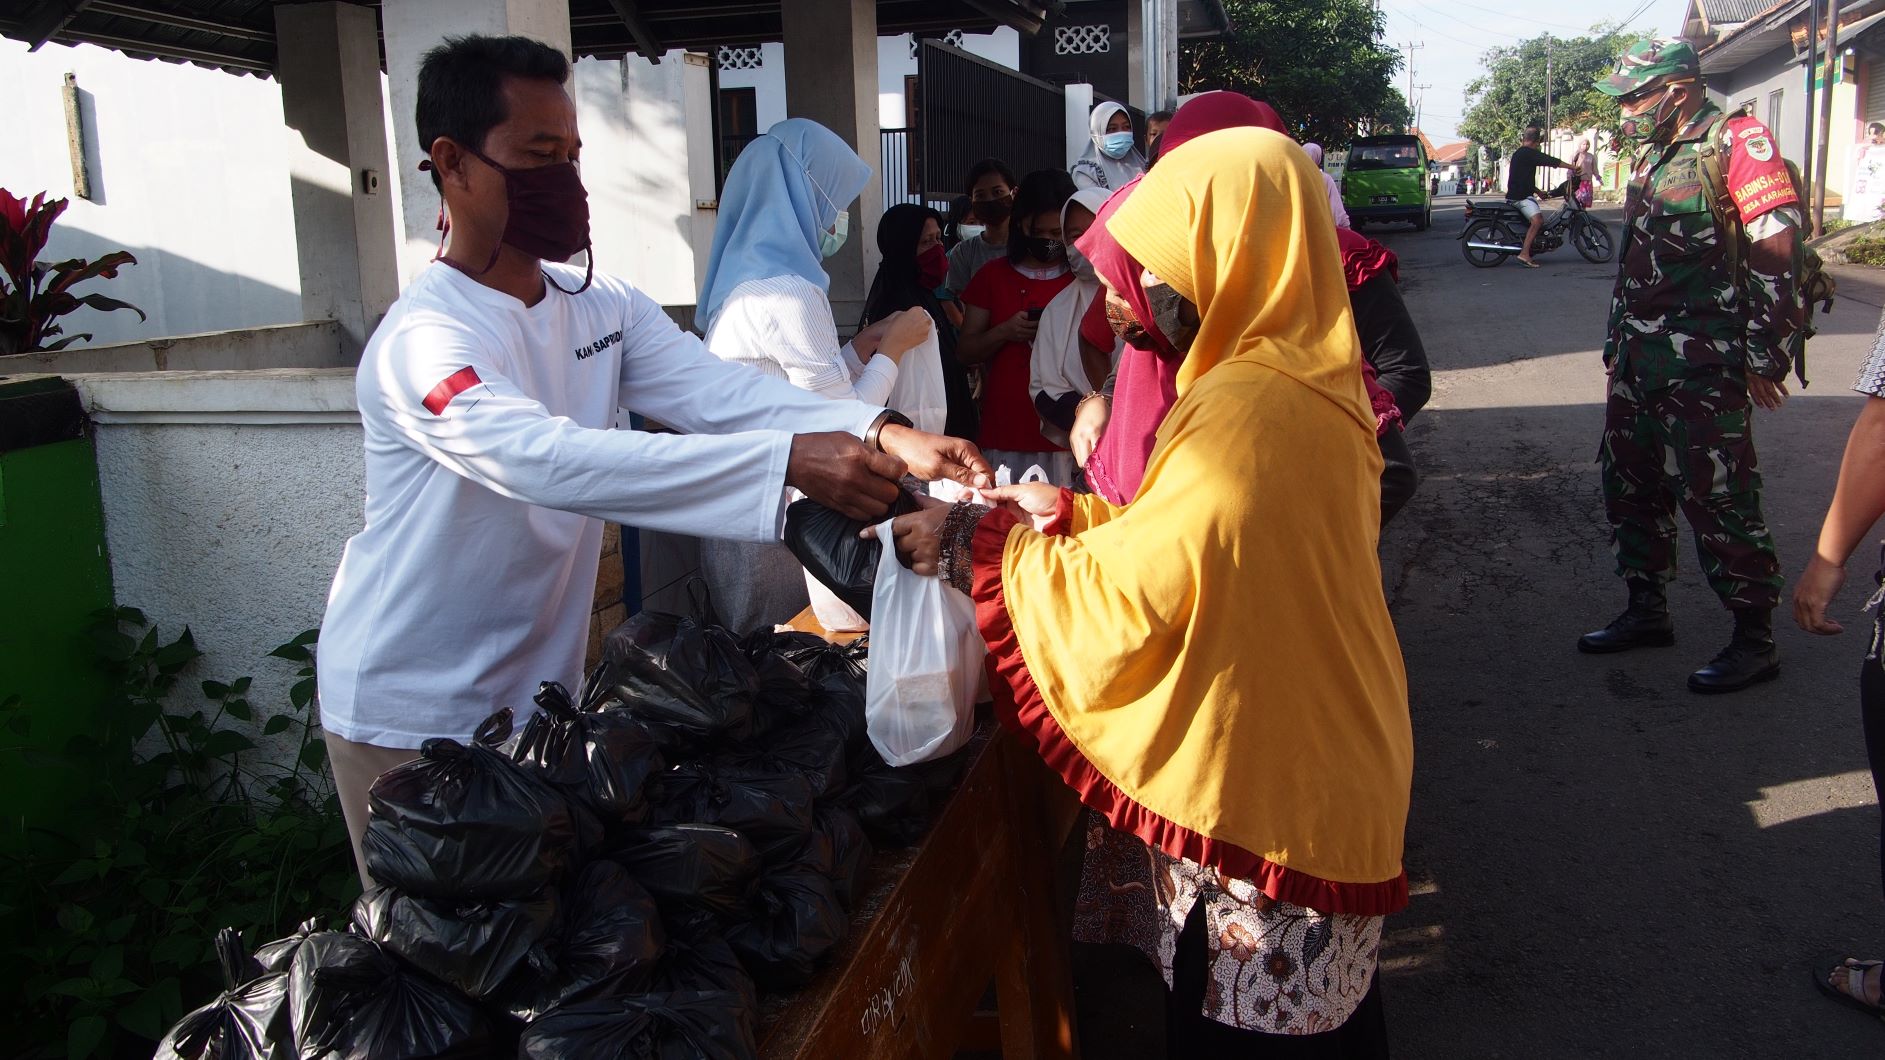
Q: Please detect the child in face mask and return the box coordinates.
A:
[1070,102,1147,191]
[1029,187,1122,452]
[957,169,1082,487]
[945,158,1018,303]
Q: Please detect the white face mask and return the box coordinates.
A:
[958,223,987,242]
[1066,243,1097,281]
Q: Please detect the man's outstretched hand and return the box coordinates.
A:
[787,432,906,521]
[878,425,994,489]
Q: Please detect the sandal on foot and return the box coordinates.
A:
[1812,957,1885,1020]
[1516,258,1541,269]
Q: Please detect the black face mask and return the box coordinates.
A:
[974,195,1013,224]
[1018,235,1065,263]
[1145,283,1199,352]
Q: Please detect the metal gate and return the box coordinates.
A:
[916,38,1066,199]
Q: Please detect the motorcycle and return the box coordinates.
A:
[1457,179,1614,268]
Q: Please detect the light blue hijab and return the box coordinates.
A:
[697,118,873,331]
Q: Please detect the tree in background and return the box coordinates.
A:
[1180,0,1407,144]
[1459,25,1649,166]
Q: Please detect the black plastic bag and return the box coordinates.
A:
[155,928,291,1060]
[512,681,666,827]
[736,631,818,731]
[725,716,849,801]
[284,931,492,1060]
[492,860,666,1021]
[607,824,759,922]
[646,909,755,1006]
[650,761,816,861]
[594,612,758,747]
[363,709,598,900]
[250,918,320,977]
[518,991,755,1060]
[782,491,919,620]
[724,869,849,990]
[348,884,557,1000]
[838,746,966,847]
[816,806,874,907]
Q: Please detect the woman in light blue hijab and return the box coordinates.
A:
[696,117,933,631]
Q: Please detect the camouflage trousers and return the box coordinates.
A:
[1598,370,1782,610]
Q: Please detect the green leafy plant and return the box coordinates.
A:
[0,188,145,355]
[0,609,355,1059]
[1844,234,1885,267]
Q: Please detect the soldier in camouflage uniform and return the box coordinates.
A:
[1577,39,1807,693]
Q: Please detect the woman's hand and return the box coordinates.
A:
[994,310,1039,346]
[862,499,948,574]
[879,309,934,364]
[980,483,1062,532]
[1794,554,1849,635]
[1070,394,1110,467]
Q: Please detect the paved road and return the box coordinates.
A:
[1376,195,1885,1056]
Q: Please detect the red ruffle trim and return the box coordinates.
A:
[969,508,1409,917]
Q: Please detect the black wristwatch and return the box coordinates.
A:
[864,409,914,452]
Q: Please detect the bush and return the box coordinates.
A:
[0,608,356,1059]
[1845,234,1885,267]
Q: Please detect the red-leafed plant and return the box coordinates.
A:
[1,188,144,355]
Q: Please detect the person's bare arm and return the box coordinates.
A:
[958,304,1035,366]
[1795,396,1885,634]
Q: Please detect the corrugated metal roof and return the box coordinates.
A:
[1700,0,1777,25]
[0,0,1059,77]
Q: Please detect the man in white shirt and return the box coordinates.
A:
[319,34,990,882]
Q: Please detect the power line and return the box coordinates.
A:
[1444,0,1603,32]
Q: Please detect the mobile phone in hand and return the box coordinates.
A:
[1025,307,1044,321]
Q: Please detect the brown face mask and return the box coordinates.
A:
[425,144,594,293]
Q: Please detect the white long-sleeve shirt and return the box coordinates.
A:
[318,262,880,746]
[703,274,897,404]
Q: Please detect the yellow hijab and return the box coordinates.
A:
[974,127,1412,913]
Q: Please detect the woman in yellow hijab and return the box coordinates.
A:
[885,127,1413,1052]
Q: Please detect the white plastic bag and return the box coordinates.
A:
[883,318,948,435]
[863,518,984,766]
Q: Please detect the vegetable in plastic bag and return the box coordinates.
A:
[517,991,755,1060]
[348,885,557,1000]
[363,709,598,900]
[646,909,755,1005]
[492,860,665,1021]
[284,931,492,1060]
[594,612,758,747]
[155,928,291,1060]
[650,761,817,862]
[512,681,666,826]
[607,824,760,922]
[782,491,919,620]
[724,869,850,989]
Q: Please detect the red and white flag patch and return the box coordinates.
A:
[422,366,482,415]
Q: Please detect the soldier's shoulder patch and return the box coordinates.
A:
[1723,116,1798,221]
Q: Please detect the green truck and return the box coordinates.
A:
[1339,134,1431,231]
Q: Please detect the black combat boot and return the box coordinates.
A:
[1577,578,1676,654]
[1687,608,1781,694]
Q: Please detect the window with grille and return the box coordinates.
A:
[1767,89,1782,134]
[1055,24,1111,55]
[717,46,763,71]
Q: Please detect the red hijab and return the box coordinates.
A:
[1073,92,1289,505]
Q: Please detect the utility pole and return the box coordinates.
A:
[1545,35,1554,137]
[1414,83,1432,132]
[1814,0,1841,236]
[1804,0,1819,197]
[1405,40,1424,123]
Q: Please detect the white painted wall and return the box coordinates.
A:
[78,370,364,755]
[0,39,304,346]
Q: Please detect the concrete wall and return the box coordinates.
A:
[0,39,305,347]
[1709,42,1814,169]
[71,366,626,757]
[0,320,342,375]
[77,370,364,756]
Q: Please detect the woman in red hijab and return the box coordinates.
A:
[1072,92,1432,524]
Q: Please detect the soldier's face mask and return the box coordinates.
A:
[1618,81,1691,145]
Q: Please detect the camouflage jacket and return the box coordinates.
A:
[1604,101,1806,388]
